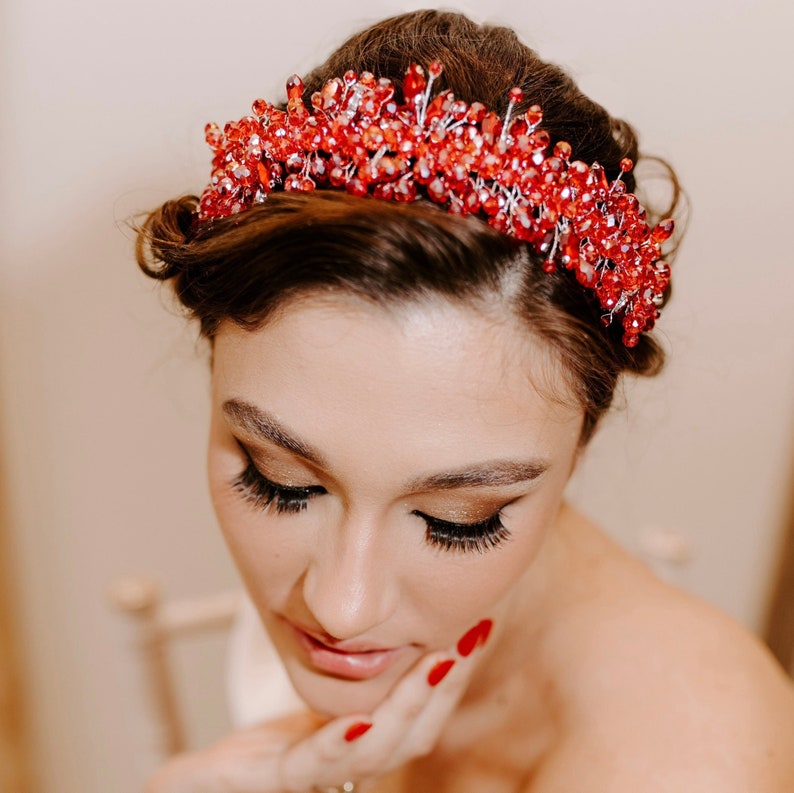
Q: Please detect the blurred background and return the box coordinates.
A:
[1,0,793,790]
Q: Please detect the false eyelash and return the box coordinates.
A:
[232,450,511,554]
[232,460,326,514]
[414,511,512,554]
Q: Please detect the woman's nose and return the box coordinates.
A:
[301,520,399,642]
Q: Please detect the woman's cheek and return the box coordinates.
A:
[207,470,303,608]
[403,510,553,643]
[466,497,558,602]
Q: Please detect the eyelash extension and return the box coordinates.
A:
[231,444,511,552]
[232,460,326,514]
[414,511,512,554]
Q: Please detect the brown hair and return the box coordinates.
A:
[136,10,683,442]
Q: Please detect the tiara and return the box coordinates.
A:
[198,62,673,347]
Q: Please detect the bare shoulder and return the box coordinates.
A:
[533,523,794,791]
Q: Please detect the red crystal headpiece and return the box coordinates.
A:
[198,62,674,347]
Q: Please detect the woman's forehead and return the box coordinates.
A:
[212,295,583,459]
[214,293,557,393]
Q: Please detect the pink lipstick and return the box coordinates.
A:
[288,621,408,680]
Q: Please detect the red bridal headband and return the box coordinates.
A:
[198,62,674,347]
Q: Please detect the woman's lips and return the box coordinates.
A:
[287,621,408,680]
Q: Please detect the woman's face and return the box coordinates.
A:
[208,294,583,716]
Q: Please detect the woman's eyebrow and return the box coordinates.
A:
[222,399,328,467]
[406,460,549,491]
[223,399,548,490]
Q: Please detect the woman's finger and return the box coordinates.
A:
[357,619,492,771]
[193,619,494,792]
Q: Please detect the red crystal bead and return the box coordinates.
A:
[543,156,564,174]
[428,60,443,79]
[509,86,525,104]
[345,177,368,197]
[372,182,394,200]
[589,163,608,194]
[464,190,481,213]
[393,177,417,202]
[205,122,222,147]
[553,141,572,161]
[620,266,641,291]
[231,161,251,180]
[251,98,269,117]
[562,233,580,265]
[428,177,448,202]
[537,231,555,255]
[490,212,510,232]
[531,129,550,152]
[449,100,468,121]
[329,166,347,187]
[467,102,487,123]
[619,157,634,172]
[616,194,639,213]
[622,332,639,347]
[654,260,671,280]
[286,74,304,102]
[375,155,399,179]
[600,293,619,311]
[413,158,433,184]
[482,193,503,216]
[576,262,597,288]
[481,113,501,145]
[318,78,343,110]
[600,270,623,290]
[426,93,452,122]
[402,64,426,102]
[238,118,259,137]
[362,126,385,149]
[285,153,305,173]
[542,259,557,274]
[651,218,675,244]
[448,163,468,185]
[309,158,328,181]
[284,174,315,192]
[374,81,395,106]
[526,105,543,127]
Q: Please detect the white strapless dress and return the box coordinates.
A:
[225,592,305,728]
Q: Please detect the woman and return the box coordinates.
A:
[136,10,794,792]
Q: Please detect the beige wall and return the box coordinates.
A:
[1,0,793,791]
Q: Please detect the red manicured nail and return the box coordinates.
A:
[427,658,455,686]
[456,619,493,657]
[344,721,372,742]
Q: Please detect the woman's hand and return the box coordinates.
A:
[144,619,492,793]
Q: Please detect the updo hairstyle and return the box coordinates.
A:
[136,10,682,443]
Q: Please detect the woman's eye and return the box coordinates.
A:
[413,510,512,554]
[232,460,326,514]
